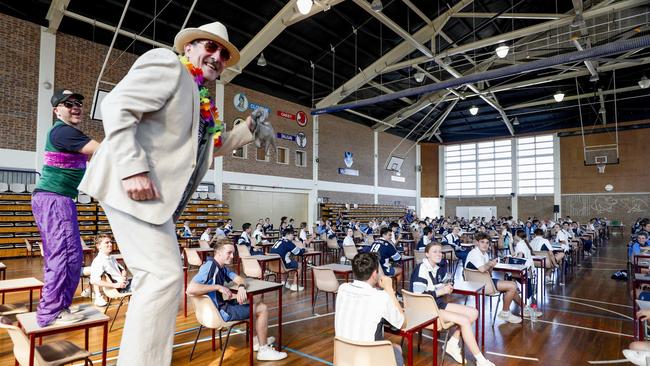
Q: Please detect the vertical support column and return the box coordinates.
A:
[373,131,379,204]
[415,144,422,217]
[36,27,56,174]
[213,81,225,199]
[309,115,319,227]
[511,138,518,219]
[438,145,445,217]
[553,133,562,219]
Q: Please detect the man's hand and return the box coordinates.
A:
[218,285,233,300]
[122,172,160,201]
[378,276,394,293]
[236,287,247,305]
[638,309,650,320]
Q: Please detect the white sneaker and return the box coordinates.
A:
[497,311,522,324]
[94,297,108,307]
[623,349,650,366]
[253,336,276,352]
[51,311,84,326]
[444,341,463,363]
[256,345,288,361]
[523,307,543,317]
[340,256,347,263]
[476,357,496,366]
[80,288,91,298]
[289,284,304,292]
[65,305,82,314]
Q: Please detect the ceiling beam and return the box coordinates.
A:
[505,85,644,110]
[369,81,415,104]
[315,0,473,109]
[46,0,71,32]
[220,0,346,83]
[451,12,562,20]
[421,99,460,141]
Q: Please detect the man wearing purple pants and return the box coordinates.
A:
[32,90,99,327]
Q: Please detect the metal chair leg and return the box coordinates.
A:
[103,299,113,315]
[110,297,126,331]
[219,326,235,366]
[189,325,203,361]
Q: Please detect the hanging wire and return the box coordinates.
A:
[310,60,315,108]
[331,44,335,91]
[613,70,619,153]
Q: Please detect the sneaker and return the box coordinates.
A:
[80,288,91,298]
[257,345,288,361]
[51,311,84,326]
[444,341,463,363]
[253,336,276,352]
[497,311,522,324]
[623,349,650,366]
[289,284,304,292]
[476,357,496,366]
[65,305,82,314]
[94,297,108,307]
[340,256,347,263]
[523,307,543,317]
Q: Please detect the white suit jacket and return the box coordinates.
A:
[79,48,252,225]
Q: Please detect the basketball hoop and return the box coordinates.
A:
[596,163,606,174]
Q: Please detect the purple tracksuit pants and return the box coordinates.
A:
[31,191,83,326]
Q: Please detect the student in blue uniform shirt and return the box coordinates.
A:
[444,226,469,264]
[410,242,495,366]
[365,227,403,284]
[270,229,305,291]
[223,219,233,235]
[417,227,434,252]
[262,217,273,233]
[629,231,649,260]
[238,223,263,255]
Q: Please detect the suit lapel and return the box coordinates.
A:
[191,84,200,161]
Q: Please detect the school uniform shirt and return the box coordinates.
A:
[555,230,570,251]
[192,260,237,310]
[416,235,431,252]
[299,229,308,242]
[513,239,534,270]
[252,229,265,244]
[90,252,125,285]
[464,247,490,270]
[270,238,305,266]
[200,232,211,242]
[237,232,252,248]
[214,228,226,237]
[410,259,449,309]
[182,225,192,237]
[262,223,273,233]
[444,233,461,250]
[368,238,402,276]
[343,236,355,247]
[335,280,404,342]
[530,236,552,251]
[223,224,233,235]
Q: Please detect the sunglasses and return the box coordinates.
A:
[61,100,83,108]
[199,40,231,62]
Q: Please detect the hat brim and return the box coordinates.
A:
[174,28,240,68]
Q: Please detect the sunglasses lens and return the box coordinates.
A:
[204,41,218,53]
[203,41,230,62]
[64,100,82,108]
[220,48,230,61]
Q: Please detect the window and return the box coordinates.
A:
[517,134,554,194]
[232,145,246,159]
[256,147,269,162]
[444,139,511,196]
[295,150,307,167]
[276,147,289,165]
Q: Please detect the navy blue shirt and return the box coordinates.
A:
[367,238,401,275]
[270,238,305,266]
[191,259,237,309]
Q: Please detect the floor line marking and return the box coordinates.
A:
[587,359,632,364]
[485,351,540,361]
[532,318,634,338]
[546,296,633,320]
[284,347,333,365]
[547,294,633,309]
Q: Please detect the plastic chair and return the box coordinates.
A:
[240,256,276,282]
[207,192,217,200]
[266,256,298,288]
[77,194,91,204]
[185,248,204,271]
[9,183,26,193]
[333,336,397,366]
[101,276,132,331]
[26,184,36,193]
[463,268,502,326]
[342,245,358,263]
[79,266,92,300]
[188,295,248,365]
[312,267,340,310]
[23,239,40,259]
[237,244,252,258]
[326,238,340,263]
[0,322,94,366]
[0,182,8,192]
[198,240,211,249]
[402,290,463,366]
[198,192,208,199]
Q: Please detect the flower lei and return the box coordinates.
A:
[179,55,223,148]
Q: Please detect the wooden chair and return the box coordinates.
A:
[402,290,462,366]
[312,267,340,310]
[188,295,248,365]
[0,322,94,365]
[463,268,502,326]
[101,276,132,331]
[333,336,397,366]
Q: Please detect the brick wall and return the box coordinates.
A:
[0,13,40,151]
[444,197,512,217]
[318,190,375,204]
[518,195,554,220]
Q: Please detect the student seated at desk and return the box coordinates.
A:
[186,241,287,361]
[629,232,649,266]
[199,227,211,243]
[364,227,403,285]
[298,222,312,246]
[181,221,193,238]
[465,232,526,324]
[223,219,234,235]
[512,230,540,309]
[238,223,263,255]
[410,242,495,366]
[445,226,469,264]
[270,229,305,291]
[343,228,356,247]
[252,223,269,245]
[416,227,433,252]
[90,234,131,308]
[335,252,405,366]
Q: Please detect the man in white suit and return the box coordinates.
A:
[79,22,276,365]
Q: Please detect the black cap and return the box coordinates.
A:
[51,89,84,107]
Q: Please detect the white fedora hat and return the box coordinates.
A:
[174,21,240,68]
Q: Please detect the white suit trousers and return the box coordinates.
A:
[102,203,183,366]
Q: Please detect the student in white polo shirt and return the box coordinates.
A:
[335,252,405,366]
[553,223,570,252]
[464,232,524,323]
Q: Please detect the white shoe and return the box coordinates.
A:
[257,345,288,361]
[50,311,84,326]
[476,357,496,366]
[523,307,543,317]
[94,297,108,307]
[65,305,82,314]
[289,284,304,292]
[623,349,650,366]
[340,256,347,263]
[497,311,522,324]
[444,341,463,363]
[253,336,276,352]
[80,288,91,298]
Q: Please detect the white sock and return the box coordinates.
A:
[447,336,459,347]
[474,353,488,363]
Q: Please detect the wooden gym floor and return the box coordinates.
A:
[0,234,636,365]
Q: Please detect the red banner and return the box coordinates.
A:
[277,110,296,120]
